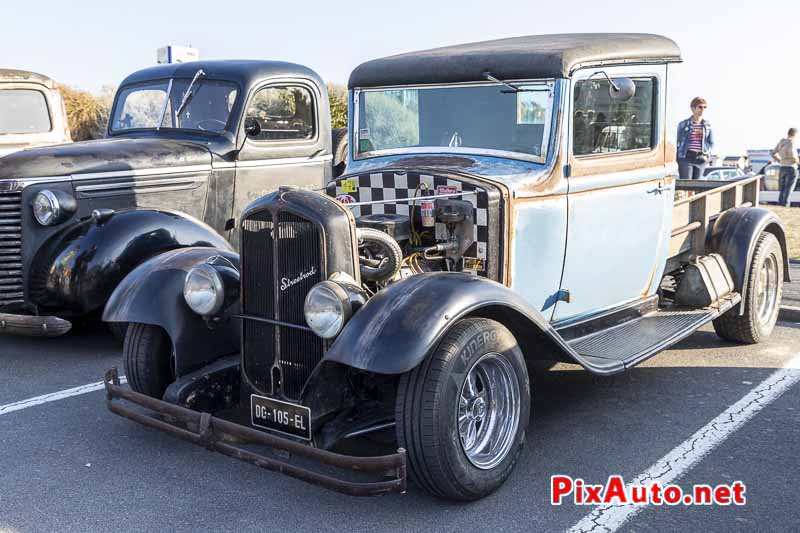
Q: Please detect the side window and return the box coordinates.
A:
[245,85,316,141]
[573,77,656,156]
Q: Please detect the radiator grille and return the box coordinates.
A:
[241,209,324,400]
[241,211,275,394]
[0,192,24,309]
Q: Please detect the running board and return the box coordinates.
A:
[566,293,740,371]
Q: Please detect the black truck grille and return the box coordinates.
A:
[241,210,324,400]
[0,192,24,309]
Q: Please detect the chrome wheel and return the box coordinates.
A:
[458,352,521,470]
[756,252,779,325]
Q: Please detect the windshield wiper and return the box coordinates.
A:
[482,71,551,93]
[175,69,206,118]
[156,79,173,131]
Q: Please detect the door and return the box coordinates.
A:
[553,66,673,322]
[231,80,332,246]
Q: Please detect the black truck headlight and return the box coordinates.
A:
[304,280,353,339]
[183,264,225,316]
[32,189,76,226]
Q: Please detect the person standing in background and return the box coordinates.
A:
[677,97,715,179]
[771,128,799,207]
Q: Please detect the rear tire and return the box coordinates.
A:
[713,232,783,343]
[395,318,530,500]
[123,323,174,399]
[331,128,348,177]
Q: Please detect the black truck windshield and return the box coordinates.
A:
[355,81,554,162]
[111,78,238,134]
[0,89,52,134]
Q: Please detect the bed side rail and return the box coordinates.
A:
[670,176,761,261]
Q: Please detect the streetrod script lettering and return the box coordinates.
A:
[280,267,317,291]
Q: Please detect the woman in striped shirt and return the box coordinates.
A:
[677,97,715,179]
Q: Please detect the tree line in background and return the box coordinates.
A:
[61,82,348,141]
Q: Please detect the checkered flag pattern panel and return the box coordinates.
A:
[326,171,489,261]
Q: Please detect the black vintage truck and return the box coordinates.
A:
[0,60,346,337]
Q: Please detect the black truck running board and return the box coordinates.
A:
[566,293,740,372]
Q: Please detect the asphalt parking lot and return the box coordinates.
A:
[1,313,799,532]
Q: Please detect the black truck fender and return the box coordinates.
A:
[707,207,790,314]
[322,272,620,376]
[32,209,232,315]
[102,247,240,377]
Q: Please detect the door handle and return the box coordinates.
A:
[649,182,672,195]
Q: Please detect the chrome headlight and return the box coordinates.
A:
[304,280,353,339]
[31,189,76,226]
[183,263,224,316]
[32,190,60,226]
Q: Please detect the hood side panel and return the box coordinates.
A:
[0,137,211,180]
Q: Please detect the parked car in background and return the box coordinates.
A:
[103,34,788,501]
[762,163,782,191]
[759,163,800,205]
[702,166,749,181]
[0,60,348,338]
[0,69,71,157]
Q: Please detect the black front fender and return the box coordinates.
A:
[102,247,240,376]
[323,272,594,375]
[708,207,790,313]
[32,209,232,315]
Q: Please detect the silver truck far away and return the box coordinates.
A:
[0,69,71,157]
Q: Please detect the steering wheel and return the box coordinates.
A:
[196,118,227,131]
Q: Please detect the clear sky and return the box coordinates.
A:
[3,0,797,155]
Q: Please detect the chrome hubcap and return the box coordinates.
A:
[756,253,779,325]
[457,352,521,470]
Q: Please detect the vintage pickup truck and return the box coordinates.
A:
[0,60,346,337]
[0,69,71,158]
[103,34,788,500]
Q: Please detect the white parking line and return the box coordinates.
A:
[569,353,800,533]
[0,377,127,417]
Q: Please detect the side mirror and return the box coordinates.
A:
[244,118,261,138]
[609,78,636,101]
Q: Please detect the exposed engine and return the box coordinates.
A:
[354,195,476,291]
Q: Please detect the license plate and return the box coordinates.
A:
[250,394,312,440]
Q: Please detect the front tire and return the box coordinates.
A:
[713,232,784,343]
[123,323,174,398]
[395,318,530,500]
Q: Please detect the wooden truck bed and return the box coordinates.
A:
[668,176,761,269]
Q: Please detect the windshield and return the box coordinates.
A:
[355,81,554,162]
[0,88,52,134]
[110,78,238,134]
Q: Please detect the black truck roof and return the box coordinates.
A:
[120,60,325,90]
[349,33,681,88]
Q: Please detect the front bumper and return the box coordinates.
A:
[103,368,407,497]
[0,312,71,337]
